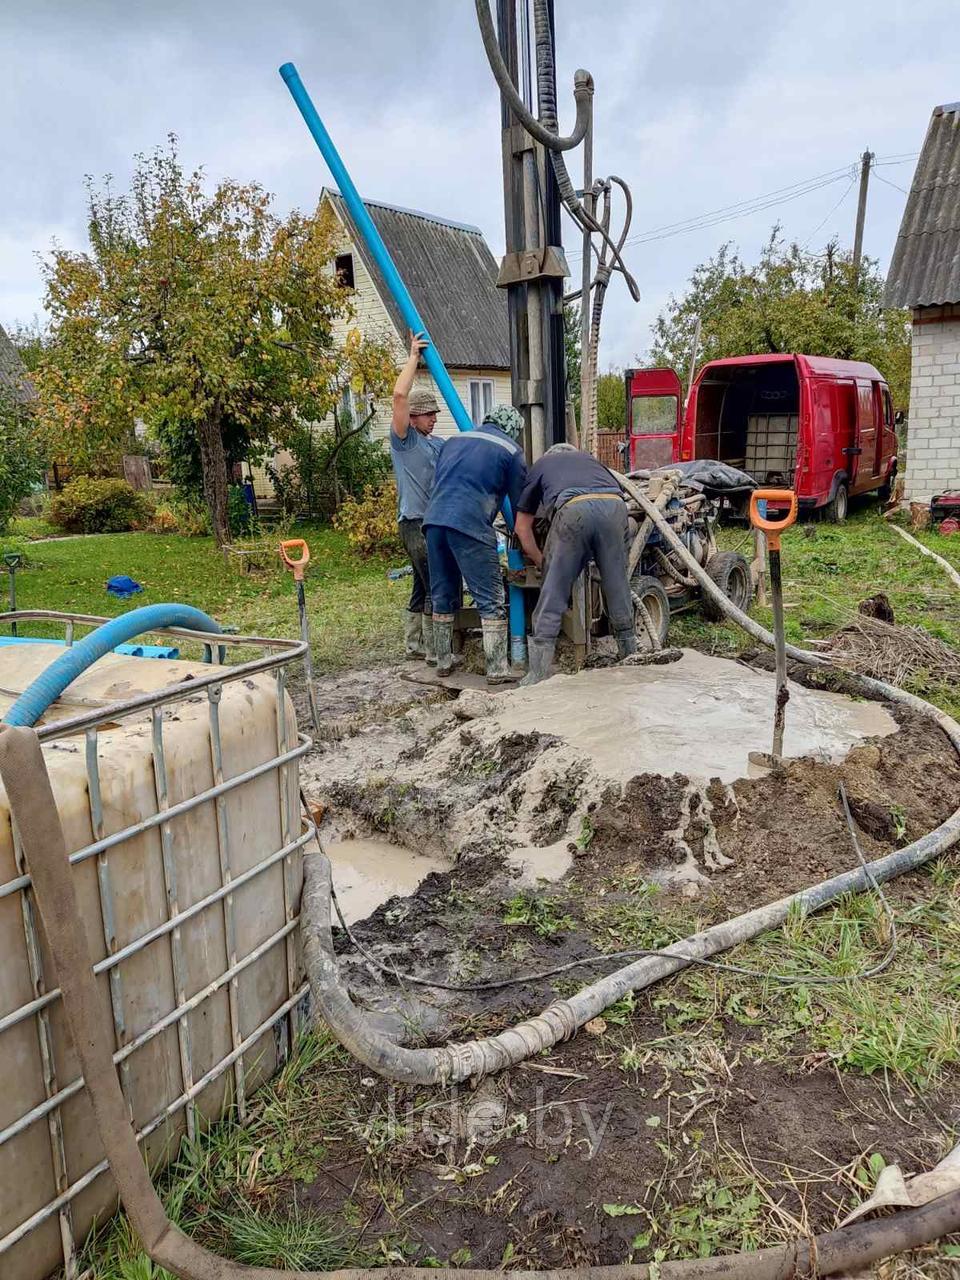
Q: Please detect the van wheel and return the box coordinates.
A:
[824,482,848,523]
[630,574,671,650]
[702,552,753,621]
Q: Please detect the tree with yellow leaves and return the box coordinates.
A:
[36,137,397,544]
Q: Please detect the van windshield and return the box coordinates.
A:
[631,394,678,434]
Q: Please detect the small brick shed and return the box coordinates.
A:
[885,102,960,502]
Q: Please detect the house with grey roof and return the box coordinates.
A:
[884,102,960,502]
[321,188,510,438]
[250,189,511,504]
[0,324,35,405]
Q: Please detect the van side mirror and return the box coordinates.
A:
[895,410,904,426]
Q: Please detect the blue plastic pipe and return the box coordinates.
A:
[279,61,527,665]
[3,604,221,728]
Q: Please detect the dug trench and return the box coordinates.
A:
[275,650,960,1273]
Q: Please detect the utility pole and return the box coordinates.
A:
[495,0,568,460]
[852,149,873,281]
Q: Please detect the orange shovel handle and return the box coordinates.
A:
[279,538,310,581]
[749,489,798,551]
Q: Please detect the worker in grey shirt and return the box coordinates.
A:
[514,443,636,684]
[390,332,444,661]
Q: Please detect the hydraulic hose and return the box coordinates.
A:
[474,0,640,302]
[474,0,591,151]
[2,604,222,728]
[5,721,960,1280]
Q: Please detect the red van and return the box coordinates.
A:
[625,354,898,520]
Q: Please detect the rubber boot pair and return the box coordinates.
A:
[482,619,519,686]
[615,628,638,660]
[519,636,555,687]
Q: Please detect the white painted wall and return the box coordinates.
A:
[905,314,960,502]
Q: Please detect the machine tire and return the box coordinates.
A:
[630,573,671,650]
[701,551,753,621]
[824,481,849,523]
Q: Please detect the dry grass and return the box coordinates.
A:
[824,615,960,690]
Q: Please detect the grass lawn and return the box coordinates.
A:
[672,503,960,718]
[2,521,405,673]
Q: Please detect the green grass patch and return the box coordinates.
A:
[1,519,404,673]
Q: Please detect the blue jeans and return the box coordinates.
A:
[425,526,505,620]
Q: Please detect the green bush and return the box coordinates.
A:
[0,390,44,534]
[47,477,151,534]
[268,420,391,520]
[332,481,402,556]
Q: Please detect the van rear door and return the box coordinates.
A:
[625,368,681,470]
[853,379,878,493]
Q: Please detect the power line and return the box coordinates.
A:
[872,170,909,196]
[567,167,852,260]
[802,175,858,248]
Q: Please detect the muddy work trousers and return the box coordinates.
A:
[399,517,431,615]
[532,496,633,640]
[425,525,505,621]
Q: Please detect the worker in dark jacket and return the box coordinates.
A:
[514,443,636,685]
[423,404,527,684]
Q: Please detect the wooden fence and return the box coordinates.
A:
[595,430,627,470]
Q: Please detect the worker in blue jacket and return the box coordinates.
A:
[423,404,527,684]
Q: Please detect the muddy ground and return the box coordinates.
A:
[286,652,960,1275]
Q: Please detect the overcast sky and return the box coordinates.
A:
[2,0,955,370]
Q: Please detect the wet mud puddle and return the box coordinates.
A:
[324,836,449,924]
[491,649,897,784]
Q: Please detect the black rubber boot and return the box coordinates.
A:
[615,628,638,659]
[519,637,556,687]
[482,619,518,685]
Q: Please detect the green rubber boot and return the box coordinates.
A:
[433,618,456,676]
[482,618,519,685]
[519,637,556,687]
[421,614,437,666]
[403,610,425,659]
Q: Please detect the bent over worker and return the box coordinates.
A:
[514,443,637,685]
[423,405,527,685]
[389,332,443,663]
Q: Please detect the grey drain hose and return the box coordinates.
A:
[302,471,960,1086]
[4,724,960,1280]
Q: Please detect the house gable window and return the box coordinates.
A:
[334,253,355,289]
[469,378,494,426]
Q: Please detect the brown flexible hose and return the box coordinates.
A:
[3,721,960,1278]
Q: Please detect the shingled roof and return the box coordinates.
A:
[325,189,510,370]
[0,324,35,403]
[884,102,960,309]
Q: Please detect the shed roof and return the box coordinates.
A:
[884,102,960,308]
[324,189,510,370]
[0,325,35,404]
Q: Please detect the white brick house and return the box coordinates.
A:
[884,103,960,502]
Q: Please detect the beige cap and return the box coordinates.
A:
[409,389,440,416]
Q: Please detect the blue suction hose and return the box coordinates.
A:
[3,604,221,728]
